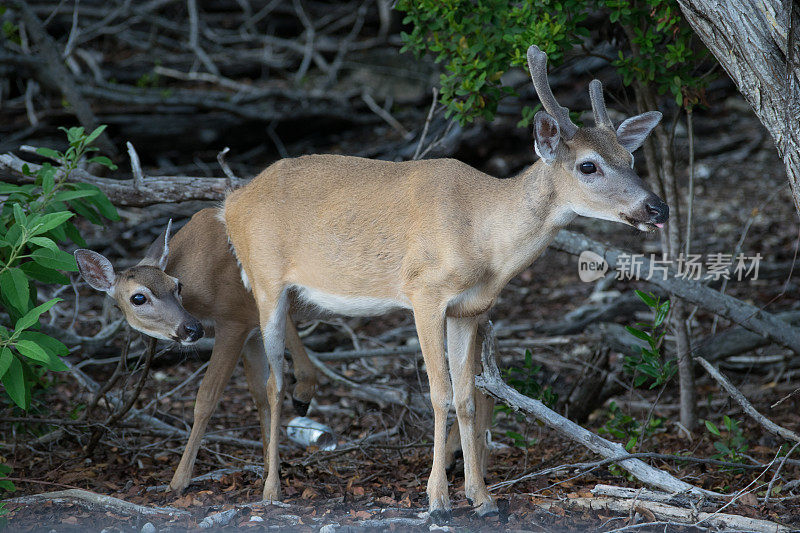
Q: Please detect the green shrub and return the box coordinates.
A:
[397,0,709,126]
[0,126,118,410]
[624,290,676,389]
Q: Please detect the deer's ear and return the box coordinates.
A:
[75,249,116,294]
[139,219,172,270]
[616,111,662,153]
[533,111,561,164]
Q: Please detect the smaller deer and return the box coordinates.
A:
[74,208,319,494]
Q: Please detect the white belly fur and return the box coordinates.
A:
[295,285,410,317]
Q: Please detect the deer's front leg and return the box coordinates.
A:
[169,325,249,494]
[446,316,497,517]
[256,288,289,501]
[413,303,452,524]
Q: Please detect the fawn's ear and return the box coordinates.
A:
[533,111,561,164]
[74,249,116,294]
[616,111,662,153]
[138,219,172,270]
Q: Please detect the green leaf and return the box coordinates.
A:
[52,190,98,202]
[14,298,62,332]
[1,356,27,409]
[29,211,73,236]
[705,420,720,436]
[31,248,78,271]
[16,331,68,357]
[0,347,12,379]
[12,203,26,227]
[28,236,59,251]
[14,340,50,364]
[20,262,70,285]
[83,125,106,145]
[87,156,117,170]
[35,147,61,161]
[0,268,30,313]
[625,326,652,343]
[635,290,657,308]
[73,184,119,221]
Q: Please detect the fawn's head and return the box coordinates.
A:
[527,45,668,231]
[74,220,204,345]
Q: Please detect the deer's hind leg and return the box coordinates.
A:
[254,286,290,501]
[446,316,497,517]
[285,317,317,416]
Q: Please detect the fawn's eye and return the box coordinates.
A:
[579,161,597,174]
[130,293,147,306]
[177,282,182,295]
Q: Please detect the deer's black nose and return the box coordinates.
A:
[180,321,204,342]
[645,199,669,224]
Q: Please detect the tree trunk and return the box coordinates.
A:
[676,0,800,213]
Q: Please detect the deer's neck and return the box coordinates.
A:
[483,161,574,281]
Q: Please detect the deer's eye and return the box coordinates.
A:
[177,282,182,295]
[130,294,147,306]
[579,162,597,174]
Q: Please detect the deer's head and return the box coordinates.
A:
[527,45,668,231]
[74,220,204,345]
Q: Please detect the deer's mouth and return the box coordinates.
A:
[620,213,664,232]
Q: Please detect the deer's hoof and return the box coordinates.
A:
[475,500,499,518]
[429,509,451,525]
[292,398,310,416]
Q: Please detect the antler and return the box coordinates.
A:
[526,45,578,140]
[589,79,613,128]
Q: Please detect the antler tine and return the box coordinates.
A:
[589,79,613,128]
[526,45,578,140]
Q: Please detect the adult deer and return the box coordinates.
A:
[222,44,668,522]
[74,209,319,495]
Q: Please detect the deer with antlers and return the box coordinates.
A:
[221,44,668,522]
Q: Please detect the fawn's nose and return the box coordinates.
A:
[645,199,669,224]
[179,321,204,343]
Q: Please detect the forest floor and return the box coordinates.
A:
[4,104,800,529]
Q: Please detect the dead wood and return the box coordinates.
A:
[539,495,790,533]
[475,321,722,499]
[697,356,800,444]
[8,1,117,157]
[0,152,245,206]
[5,489,189,517]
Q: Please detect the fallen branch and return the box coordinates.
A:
[4,489,189,517]
[0,152,246,206]
[538,495,790,533]
[697,356,800,444]
[475,321,722,499]
[552,230,800,354]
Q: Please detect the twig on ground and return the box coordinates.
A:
[540,496,790,533]
[5,489,189,517]
[475,321,721,499]
[765,441,800,505]
[697,356,800,444]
